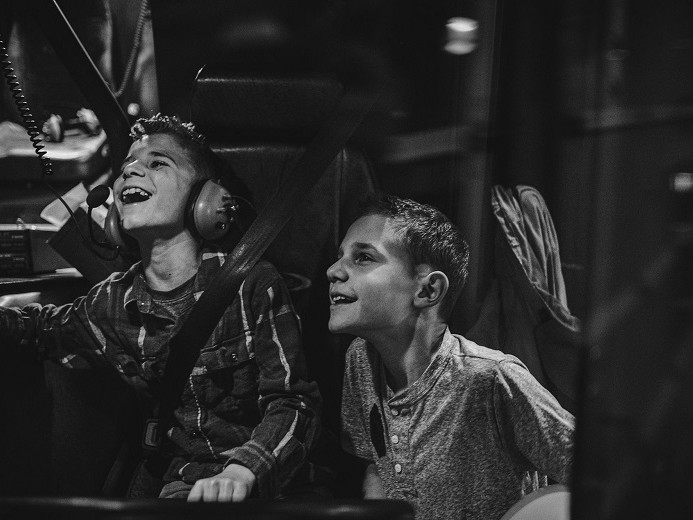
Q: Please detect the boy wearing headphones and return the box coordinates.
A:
[0,114,321,502]
[327,194,574,520]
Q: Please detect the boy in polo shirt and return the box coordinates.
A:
[326,194,574,520]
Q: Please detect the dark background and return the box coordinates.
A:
[0,0,692,518]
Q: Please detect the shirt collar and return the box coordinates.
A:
[381,327,456,406]
[122,249,226,314]
[122,261,148,312]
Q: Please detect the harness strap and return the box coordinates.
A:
[157,84,378,440]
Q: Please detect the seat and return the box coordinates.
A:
[189,67,379,444]
[466,185,581,414]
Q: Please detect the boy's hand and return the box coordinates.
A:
[186,463,256,502]
[363,462,386,499]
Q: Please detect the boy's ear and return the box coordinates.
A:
[414,270,449,309]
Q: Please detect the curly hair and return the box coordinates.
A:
[129,113,220,181]
[357,193,470,320]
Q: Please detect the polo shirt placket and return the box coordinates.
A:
[384,401,417,498]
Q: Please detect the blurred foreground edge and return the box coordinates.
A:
[0,497,415,520]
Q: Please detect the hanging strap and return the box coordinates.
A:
[156,86,378,440]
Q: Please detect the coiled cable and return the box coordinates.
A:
[0,38,53,176]
[113,0,149,99]
[1,33,119,261]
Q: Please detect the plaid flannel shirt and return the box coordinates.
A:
[1,252,321,498]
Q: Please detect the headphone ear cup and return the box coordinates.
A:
[42,114,65,142]
[105,204,136,250]
[186,179,235,242]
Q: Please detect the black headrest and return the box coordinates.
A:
[190,66,343,142]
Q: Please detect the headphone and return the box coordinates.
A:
[42,108,102,143]
[97,179,244,251]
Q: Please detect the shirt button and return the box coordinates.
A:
[190,431,200,439]
[391,435,399,444]
[391,408,399,416]
[394,463,402,474]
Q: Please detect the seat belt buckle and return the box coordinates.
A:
[142,419,160,452]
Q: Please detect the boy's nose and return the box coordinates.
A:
[121,162,145,179]
[326,258,347,282]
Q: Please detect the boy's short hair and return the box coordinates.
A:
[358,193,470,320]
[130,113,219,181]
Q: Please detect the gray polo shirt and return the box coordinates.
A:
[341,328,574,520]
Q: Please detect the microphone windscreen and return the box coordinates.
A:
[86,185,111,208]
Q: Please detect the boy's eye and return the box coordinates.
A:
[150,160,166,168]
[355,253,373,264]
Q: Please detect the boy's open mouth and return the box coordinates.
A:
[120,187,152,204]
[331,294,356,305]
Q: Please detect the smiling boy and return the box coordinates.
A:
[327,194,574,520]
[1,114,321,502]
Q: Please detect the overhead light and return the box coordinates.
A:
[444,17,479,55]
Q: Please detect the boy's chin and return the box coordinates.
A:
[328,318,352,335]
[327,321,342,334]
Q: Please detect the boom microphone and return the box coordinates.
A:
[86,185,119,258]
[86,184,110,208]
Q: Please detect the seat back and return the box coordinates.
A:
[190,67,378,450]
[466,185,581,414]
